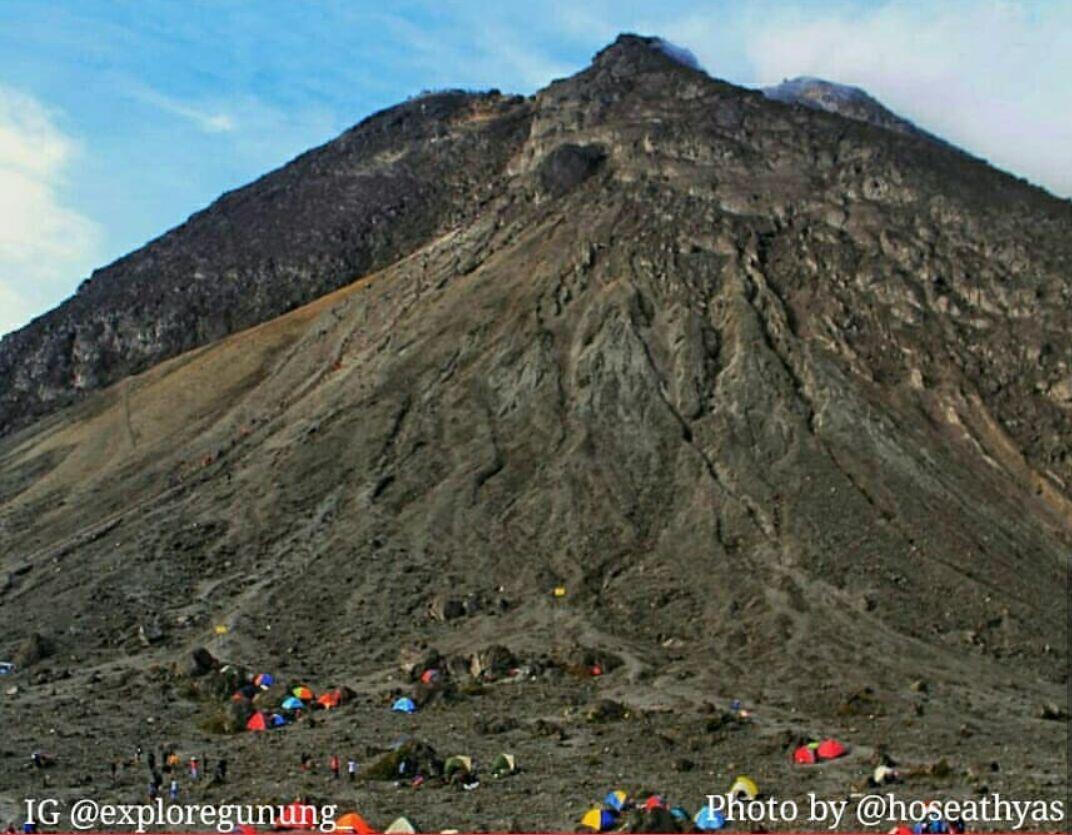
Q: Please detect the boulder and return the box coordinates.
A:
[360,739,442,781]
[188,647,220,677]
[469,645,516,680]
[12,633,53,668]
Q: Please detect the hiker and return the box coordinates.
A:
[347,758,357,781]
[147,750,156,771]
[148,781,159,802]
[189,756,199,781]
[169,778,179,801]
[330,754,340,780]
[214,758,228,783]
[110,761,118,784]
[300,752,312,772]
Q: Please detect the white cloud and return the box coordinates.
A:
[0,85,102,336]
[125,82,236,134]
[738,0,1072,197]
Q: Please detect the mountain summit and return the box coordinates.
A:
[0,34,1068,830]
[763,75,951,146]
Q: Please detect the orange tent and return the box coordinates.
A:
[317,690,342,710]
[336,812,376,834]
[246,712,268,732]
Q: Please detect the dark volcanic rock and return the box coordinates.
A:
[0,91,532,436]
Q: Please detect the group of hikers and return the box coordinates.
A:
[126,744,228,801]
[300,752,359,781]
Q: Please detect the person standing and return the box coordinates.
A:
[329,754,340,780]
[189,756,199,781]
[169,778,179,801]
[347,758,357,782]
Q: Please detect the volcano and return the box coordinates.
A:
[0,35,1068,831]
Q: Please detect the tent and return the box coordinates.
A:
[603,790,628,812]
[580,808,617,832]
[255,673,275,688]
[270,714,287,727]
[384,818,416,835]
[670,807,690,825]
[335,812,376,834]
[317,690,342,709]
[793,745,818,764]
[245,712,268,732]
[281,696,306,711]
[392,697,417,714]
[489,753,516,777]
[817,738,847,760]
[643,795,666,811]
[695,807,728,831]
[729,775,759,800]
[444,755,472,779]
[419,669,440,685]
[292,685,314,701]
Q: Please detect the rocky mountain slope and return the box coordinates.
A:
[0,34,1068,831]
[0,90,532,435]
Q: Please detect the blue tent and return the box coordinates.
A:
[603,791,628,812]
[281,696,305,711]
[392,697,417,714]
[256,672,275,687]
[695,807,727,831]
[670,808,690,824]
[270,713,287,727]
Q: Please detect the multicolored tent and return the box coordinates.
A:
[292,685,314,701]
[603,790,628,811]
[581,808,617,832]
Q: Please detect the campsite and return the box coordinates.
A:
[0,622,1063,831]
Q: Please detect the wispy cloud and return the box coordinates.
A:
[0,85,101,335]
[125,82,236,134]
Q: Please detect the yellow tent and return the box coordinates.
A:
[580,809,605,832]
[552,586,567,598]
[729,774,759,800]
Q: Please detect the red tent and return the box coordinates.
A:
[419,669,440,685]
[317,690,341,710]
[817,738,847,760]
[793,745,817,764]
[644,795,666,811]
[246,711,268,732]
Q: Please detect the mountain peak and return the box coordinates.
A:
[762,75,946,146]
[590,33,704,75]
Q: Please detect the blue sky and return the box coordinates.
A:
[1,0,1069,335]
